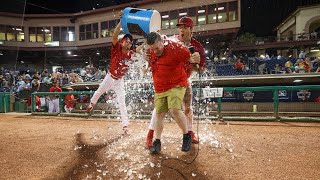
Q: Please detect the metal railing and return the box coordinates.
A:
[213,85,320,121]
[29,85,320,121]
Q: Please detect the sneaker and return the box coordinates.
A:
[145,129,154,149]
[122,126,129,136]
[181,133,192,152]
[150,139,161,154]
[189,131,199,144]
[86,103,94,113]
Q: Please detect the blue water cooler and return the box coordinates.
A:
[121,7,161,36]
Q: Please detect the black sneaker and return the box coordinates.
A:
[181,133,192,152]
[150,139,161,154]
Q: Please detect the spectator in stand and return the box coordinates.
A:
[80,68,86,78]
[273,63,281,73]
[277,54,282,60]
[64,87,76,113]
[314,96,320,103]
[234,58,244,72]
[304,58,312,73]
[311,57,320,72]
[297,58,312,73]
[24,71,32,81]
[61,73,70,85]
[294,59,303,73]
[74,74,83,83]
[42,74,52,84]
[15,76,24,90]
[284,61,294,73]
[31,73,40,92]
[1,76,8,88]
[51,69,59,79]
[17,78,31,92]
[5,72,15,90]
[299,51,305,59]
[265,53,270,60]
[42,69,49,78]
[68,71,76,84]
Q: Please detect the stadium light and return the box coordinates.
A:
[293,79,303,83]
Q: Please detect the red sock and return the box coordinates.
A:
[147,129,154,137]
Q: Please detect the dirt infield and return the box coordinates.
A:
[0,113,320,180]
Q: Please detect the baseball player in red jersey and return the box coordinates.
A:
[48,81,62,113]
[86,12,143,135]
[145,16,206,148]
[64,87,76,113]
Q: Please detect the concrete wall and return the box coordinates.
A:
[277,5,320,40]
[220,102,320,112]
[71,102,320,114]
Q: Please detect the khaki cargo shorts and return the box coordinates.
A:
[154,86,186,113]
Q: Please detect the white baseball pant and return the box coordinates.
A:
[90,73,129,127]
[48,98,60,113]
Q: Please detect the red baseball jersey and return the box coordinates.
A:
[171,35,206,77]
[109,42,134,80]
[64,94,76,108]
[149,40,191,93]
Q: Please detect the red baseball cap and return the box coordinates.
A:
[176,16,194,27]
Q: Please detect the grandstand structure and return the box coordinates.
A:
[0,0,240,71]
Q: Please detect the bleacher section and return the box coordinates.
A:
[213,57,318,76]
[214,64,254,76]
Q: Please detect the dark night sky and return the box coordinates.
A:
[1,0,320,37]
